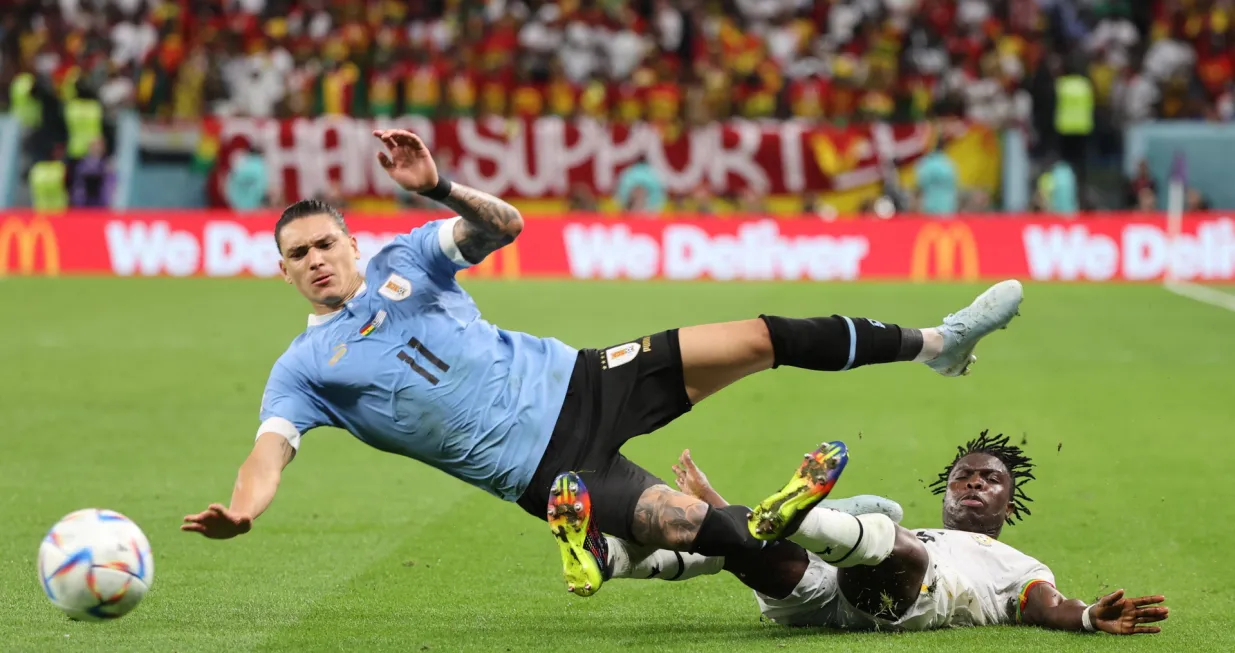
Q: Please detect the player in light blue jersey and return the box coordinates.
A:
[183,129,1025,599]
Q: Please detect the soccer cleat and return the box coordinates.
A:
[749,441,849,540]
[547,472,609,597]
[817,494,905,524]
[926,279,1024,377]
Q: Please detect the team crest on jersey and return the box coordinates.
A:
[602,343,640,370]
[970,533,995,547]
[359,310,387,337]
[379,274,412,301]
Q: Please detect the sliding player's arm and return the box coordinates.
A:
[1021,583,1168,634]
[181,433,294,539]
[184,356,324,540]
[441,183,524,264]
[372,128,523,264]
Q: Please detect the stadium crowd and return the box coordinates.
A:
[0,0,1225,211]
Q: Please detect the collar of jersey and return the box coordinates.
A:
[306,281,368,328]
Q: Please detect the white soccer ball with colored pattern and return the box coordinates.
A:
[37,509,154,621]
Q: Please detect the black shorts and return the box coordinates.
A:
[515,330,693,542]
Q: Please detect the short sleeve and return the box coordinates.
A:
[1013,567,1058,623]
[377,218,473,281]
[257,359,330,449]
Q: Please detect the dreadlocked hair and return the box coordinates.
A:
[929,430,1036,525]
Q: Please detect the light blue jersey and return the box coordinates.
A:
[1048,162,1078,215]
[915,152,959,216]
[258,218,578,501]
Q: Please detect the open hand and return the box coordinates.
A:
[373,129,439,192]
[1090,589,1169,635]
[672,449,713,500]
[181,503,253,540]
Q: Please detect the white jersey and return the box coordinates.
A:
[910,529,1055,627]
[755,528,1055,631]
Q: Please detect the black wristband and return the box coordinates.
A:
[419,175,453,201]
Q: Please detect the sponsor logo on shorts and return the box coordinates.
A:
[641,336,652,353]
[602,342,640,370]
[379,274,412,301]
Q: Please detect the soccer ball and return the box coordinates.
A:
[37,509,154,621]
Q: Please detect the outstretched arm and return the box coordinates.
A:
[1021,584,1168,635]
[672,449,729,508]
[441,183,524,264]
[181,433,295,539]
[372,129,523,264]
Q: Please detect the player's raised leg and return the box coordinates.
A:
[678,280,1024,403]
[749,443,931,617]
[749,441,850,540]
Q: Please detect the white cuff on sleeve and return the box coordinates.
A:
[437,216,473,267]
[257,417,302,450]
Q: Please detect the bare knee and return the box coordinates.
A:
[742,318,774,363]
[630,485,708,550]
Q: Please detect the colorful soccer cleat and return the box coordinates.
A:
[926,279,1024,377]
[547,472,609,597]
[748,441,849,540]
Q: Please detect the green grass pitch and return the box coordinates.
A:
[1,278,1232,652]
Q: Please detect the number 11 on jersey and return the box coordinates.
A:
[397,338,450,385]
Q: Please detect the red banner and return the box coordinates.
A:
[201,117,1001,212]
[4,212,1235,282]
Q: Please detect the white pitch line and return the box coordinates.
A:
[1164,280,1235,312]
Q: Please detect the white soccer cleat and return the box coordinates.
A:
[817,495,905,524]
[926,280,1023,377]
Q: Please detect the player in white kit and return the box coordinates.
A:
[661,432,1168,635]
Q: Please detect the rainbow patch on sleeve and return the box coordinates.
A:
[1016,579,1055,623]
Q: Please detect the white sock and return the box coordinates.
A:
[605,536,725,580]
[787,510,896,568]
[916,328,944,362]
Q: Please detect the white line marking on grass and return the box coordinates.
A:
[1164,281,1235,312]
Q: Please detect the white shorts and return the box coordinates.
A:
[754,552,979,631]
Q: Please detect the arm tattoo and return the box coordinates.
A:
[631,485,710,550]
[440,182,524,264]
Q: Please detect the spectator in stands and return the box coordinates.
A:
[626,185,651,213]
[1186,187,1211,211]
[737,187,769,215]
[316,179,348,210]
[1054,56,1095,206]
[71,138,113,208]
[1036,154,1079,216]
[224,145,269,212]
[29,144,68,212]
[1126,160,1157,210]
[8,66,41,133]
[616,156,667,213]
[567,183,599,212]
[913,137,959,216]
[691,184,716,216]
[65,80,105,189]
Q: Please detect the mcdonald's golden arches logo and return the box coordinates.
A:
[457,241,521,279]
[910,223,978,281]
[0,217,60,276]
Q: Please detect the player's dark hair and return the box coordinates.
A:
[274,199,349,253]
[930,430,1035,526]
